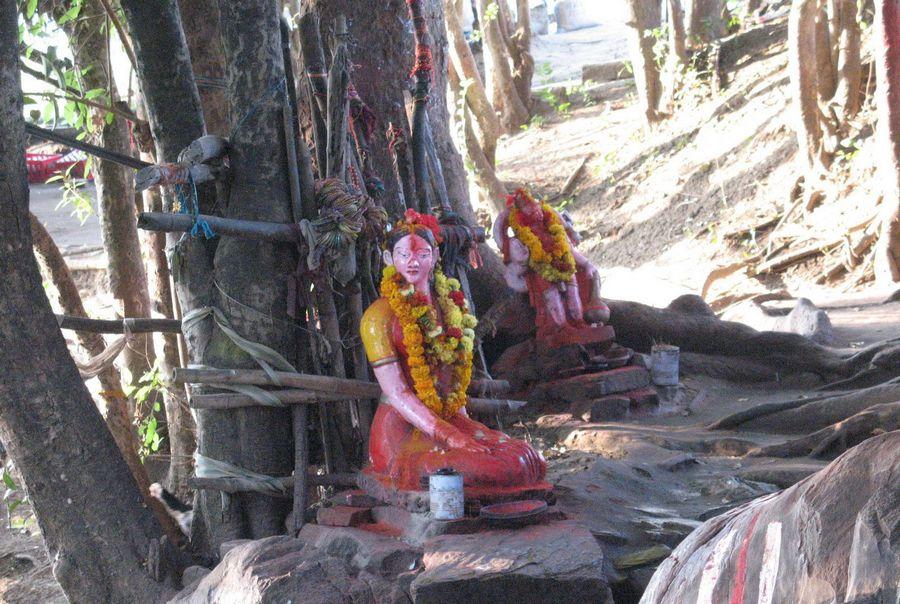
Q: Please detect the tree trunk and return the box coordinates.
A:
[874,0,900,284]
[475,0,530,131]
[662,0,688,110]
[178,0,230,135]
[446,0,500,163]
[685,0,726,45]
[0,4,171,600]
[510,0,535,113]
[789,0,831,174]
[193,0,297,557]
[833,0,862,119]
[29,212,147,493]
[50,0,155,389]
[624,0,663,123]
[815,3,837,101]
[118,0,217,555]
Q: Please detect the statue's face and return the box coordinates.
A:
[386,233,435,286]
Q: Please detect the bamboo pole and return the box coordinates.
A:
[174,367,510,397]
[189,471,357,496]
[56,315,182,334]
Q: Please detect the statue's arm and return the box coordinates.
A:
[373,362,440,436]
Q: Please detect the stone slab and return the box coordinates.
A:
[317,505,372,527]
[537,366,651,404]
[410,520,613,603]
[581,61,630,84]
[299,523,422,577]
[370,505,486,547]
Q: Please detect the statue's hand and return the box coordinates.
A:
[434,421,490,454]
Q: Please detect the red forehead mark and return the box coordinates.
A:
[408,234,430,253]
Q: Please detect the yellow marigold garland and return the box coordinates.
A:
[380,265,477,419]
[508,195,576,283]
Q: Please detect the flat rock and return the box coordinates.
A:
[370,505,485,547]
[581,61,629,84]
[299,523,422,577]
[570,396,630,422]
[410,520,613,603]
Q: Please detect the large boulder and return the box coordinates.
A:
[641,432,900,603]
[554,0,602,32]
[168,534,412,604]
[410,520,613,603]
[531,3,549,36]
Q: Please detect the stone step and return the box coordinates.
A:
[537,366,651,404]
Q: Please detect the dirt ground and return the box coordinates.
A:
[9,15,899,603]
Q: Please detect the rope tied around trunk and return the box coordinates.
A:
[174,171,214,239]
[194,452,289,497]
[64,317,137,379]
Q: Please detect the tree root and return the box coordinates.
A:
[708,383,900,433]
[746,403,900,458]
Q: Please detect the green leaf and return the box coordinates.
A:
[84,88,106,100]
[25,0,37,19]
[22,96,36,105]
[58,3,82,25]
[3,470,15,490]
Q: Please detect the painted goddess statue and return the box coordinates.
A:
[360,210,547,497]
[495,188,611,350]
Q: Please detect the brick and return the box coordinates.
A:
[588,396,631,422]
[541,366,651,404]
[317,505,372,527]
[626,387,660,409]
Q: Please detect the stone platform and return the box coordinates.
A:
[171,499,613,603]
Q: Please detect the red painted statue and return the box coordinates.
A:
[495,189,611,349]
[360,211,547,498]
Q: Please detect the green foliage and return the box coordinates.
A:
[645,25,669,70]
[2,462,32,531]
[47,158,95,224]
[836,135,863,163]
[128,365,166,460]
[520,114,545,130]
[536,61,554,85]
[483,1,500,22]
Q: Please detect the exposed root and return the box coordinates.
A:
[710,383,900,433]
[746,404,900,458]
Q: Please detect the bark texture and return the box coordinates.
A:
[789,0,831,174]
[192,0,297,558]
[475,0,530,131]
[0,3,170,600]
[833,0,862,119]
[50,0,155,387]
[685,0,726,44]
[178,0,230,135]
[624,0,663,123]
[874,0,900,284]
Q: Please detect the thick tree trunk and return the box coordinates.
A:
[0,4,171,600]
[789,0,831,174]
[50,0,155,388]
[833,0,862,119]
[29,212,147,491]
[662,0,688,110]
[685,0,726,45]
[178,0,230,135]
[475,0,530,131]
[118,0,216,554]
[510,0,534,113]
[194,0,297,556]
[874,0,900,284]
[624,0,663,123]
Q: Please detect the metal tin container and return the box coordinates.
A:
[429,468,464,520]
[650,344,680,386]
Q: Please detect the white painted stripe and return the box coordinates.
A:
[697,529,739,604]
[757,522,783,604]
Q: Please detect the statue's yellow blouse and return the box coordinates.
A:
[360,298,400,368]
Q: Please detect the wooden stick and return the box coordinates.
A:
[189,471,357,496]
[552,153,592,201]
[175,367,509,397]
[325,17,350,181]
[189,389,524,413]
[25,122,150,170]
[56,315,182,334]
[754,237,844,274]
[189,390,351,409]
[138,212,298,242]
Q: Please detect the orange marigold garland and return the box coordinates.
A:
[507,189,576,283]
[380,265,477,419]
